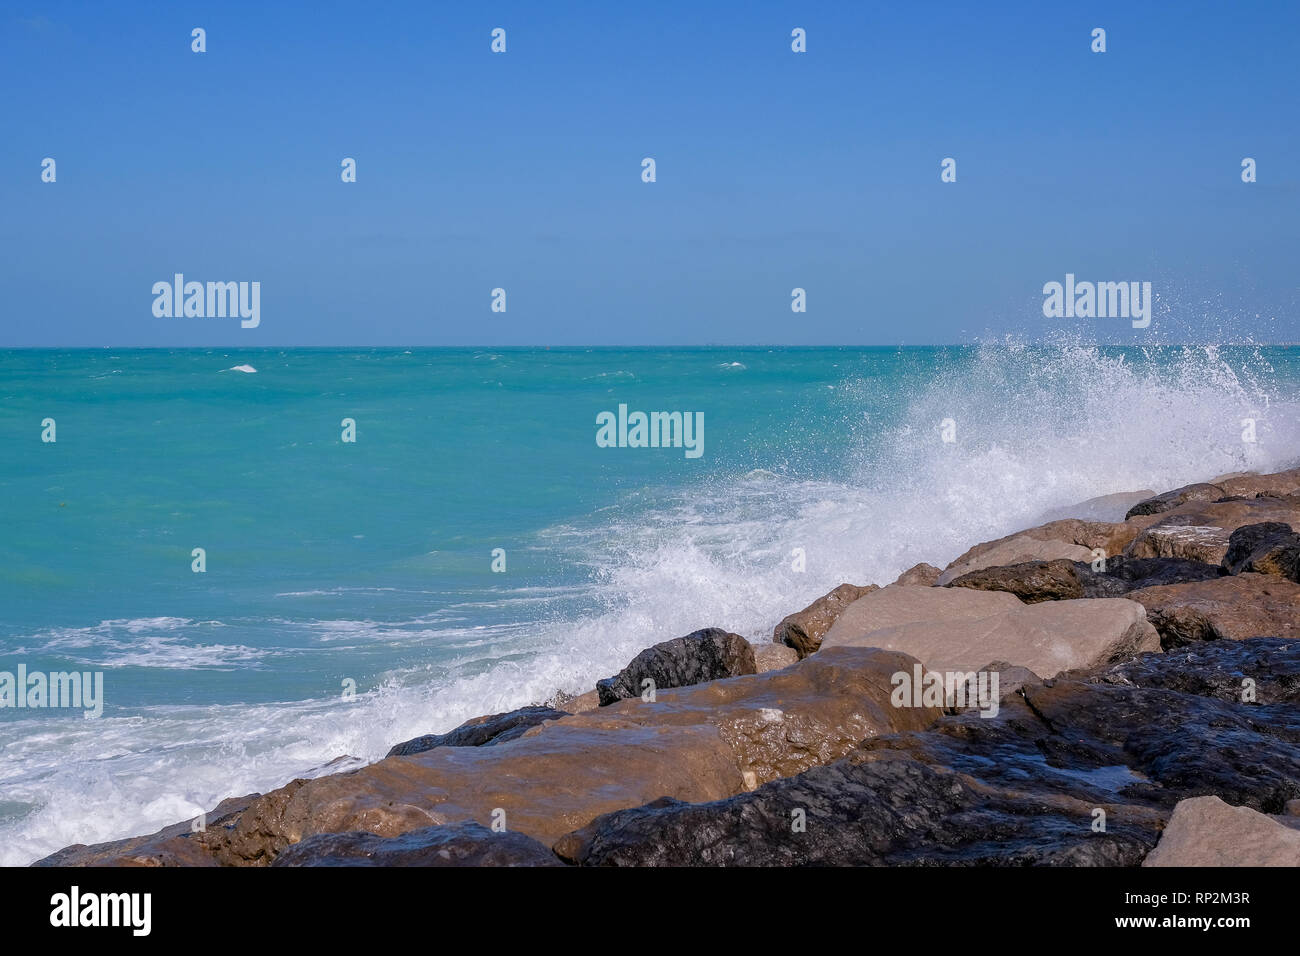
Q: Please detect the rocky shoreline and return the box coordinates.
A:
[36,466,1300,867]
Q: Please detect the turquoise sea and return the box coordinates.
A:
[1,342,1298,864]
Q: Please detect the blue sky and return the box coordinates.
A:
[3,0,1298,346]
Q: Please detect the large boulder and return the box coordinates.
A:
[1142,796,1300,867]
[596,627,756,705]
[1125,573,1300,646]
[822,585,1159,678]
[772,583,877,658]
[270,822,563,867]
[1221,522,1300,581]
[387,705,569,757]
[559,638,1300,866]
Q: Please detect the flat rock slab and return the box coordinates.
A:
[823,585,1158,678]
[270,821,563,867]
[1143,796,1300,866]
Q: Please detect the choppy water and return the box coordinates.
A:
[1,341,1297,864]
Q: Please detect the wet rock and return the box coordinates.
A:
[946,559,1084,603]
[1097,629,1300,702]
[1221,522,1300,581]
[596,628,756,705]
[1088,555,1226,590]
[387,705,570,757]
[1142,796,1300,867]
[1125,573,1300,646]
[270,822,564,867]
[561,638,1300,866]
[892,563,942,587]
[823,585,1158,678]
[61,645,936,865]
[772,583,877,658]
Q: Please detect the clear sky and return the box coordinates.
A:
[3,0,1298,346]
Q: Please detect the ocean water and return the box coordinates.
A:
[1,342,1298,865]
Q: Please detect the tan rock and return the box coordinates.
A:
[1143,796,1300,867]
[892,562,942,587]
[1216,467,1300,498]
[1125,573,1300,645]
[564,690,601,713]
[822,585,1158,678]
[750,641,799,672]
[772,582,877,658]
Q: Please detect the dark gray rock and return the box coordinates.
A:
[596,627,756,706]
[1222,522,1300,581]
[1126,482,1225,518]
[1087,555,1227,591]
[387,705,569,757]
